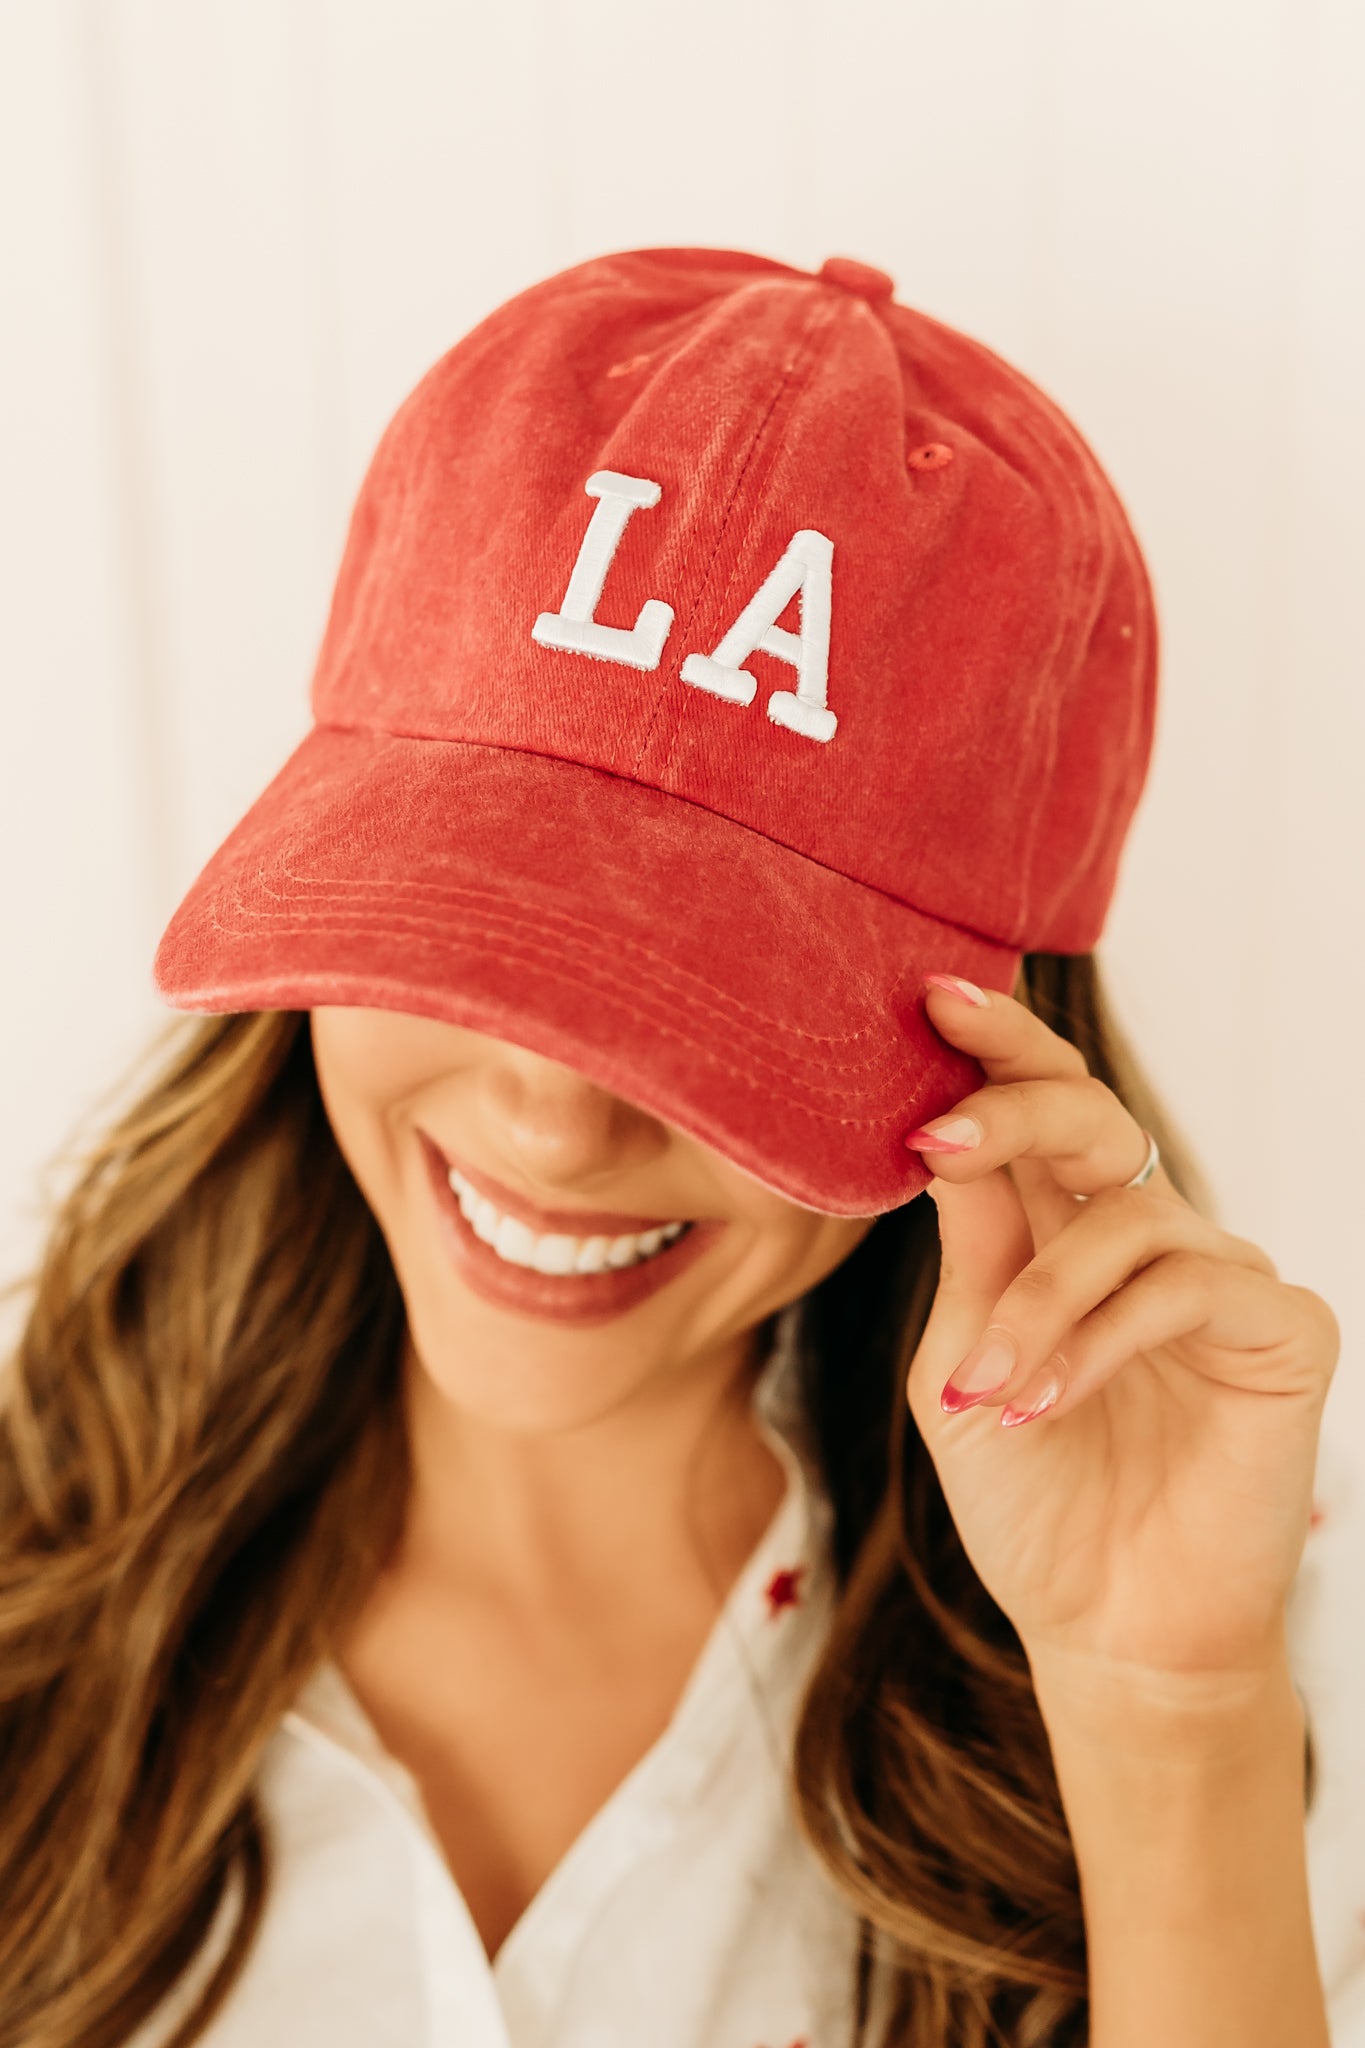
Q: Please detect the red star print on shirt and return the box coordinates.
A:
[764,1566,805,1618]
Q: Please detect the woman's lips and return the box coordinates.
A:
[416,1132,723,1326]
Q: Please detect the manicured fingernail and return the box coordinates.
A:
[904,1114,983,1153]
[923,973,990,1007]
[941,1328,1016,1411]
[1001,1362,1062,1428]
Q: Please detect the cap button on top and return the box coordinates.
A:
[817,255,896,304]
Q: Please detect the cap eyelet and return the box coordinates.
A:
[907,442,955,472]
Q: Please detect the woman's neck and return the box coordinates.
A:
[382,1320,788,1621]
[332,1319,791,1958]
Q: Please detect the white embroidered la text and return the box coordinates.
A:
[532,472,839,743]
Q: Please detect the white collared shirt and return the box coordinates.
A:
[130,1306,1365,2047]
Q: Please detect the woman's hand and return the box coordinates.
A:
[902,974,1340,1704]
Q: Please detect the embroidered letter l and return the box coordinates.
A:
[532,470,674,671]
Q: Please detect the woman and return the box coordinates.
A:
[1,247,1357,2048]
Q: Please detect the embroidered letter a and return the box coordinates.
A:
[681,530,836,742]
[532,471,674,671]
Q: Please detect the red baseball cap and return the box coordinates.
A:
[153,246,1157,1217]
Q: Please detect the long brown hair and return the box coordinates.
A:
[0,959,1310,2047]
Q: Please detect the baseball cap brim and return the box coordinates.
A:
[153,726,1019,1216]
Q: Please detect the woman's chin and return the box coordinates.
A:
[401,1313,685,1439]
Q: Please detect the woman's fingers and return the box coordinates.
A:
[937,1184,1278,1414]
[927,1167,1035,1297]
[906,1071,1158,1199]
[1001,1152,1091,1248]
[903,1169,1037,1446]
[921,975,1090,1083]
[911,977,1185,1203]
[904,973,1308,1439]
[996,1258,1337,1427]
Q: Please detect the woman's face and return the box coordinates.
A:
[311,1007,879,1434]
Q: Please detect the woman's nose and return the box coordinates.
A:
[478,1042,667,1190]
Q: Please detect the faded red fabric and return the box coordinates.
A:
[153,246,1158,1216]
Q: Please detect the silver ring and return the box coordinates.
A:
[1124,1130,1160,1189]
[1073,1129,1160,1200]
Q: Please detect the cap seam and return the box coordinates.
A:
[631,289,844,781]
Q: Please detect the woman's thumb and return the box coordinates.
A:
[906,1168,1033,1432]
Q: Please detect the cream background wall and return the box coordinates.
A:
[2,0,1362,1467]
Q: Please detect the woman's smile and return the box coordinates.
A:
[307,1005,872,1435]
[416,1127,725,1326]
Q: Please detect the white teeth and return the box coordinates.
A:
[530,1234,580,1276]
[492,1215,538,1266]
[446,1169,690,1276]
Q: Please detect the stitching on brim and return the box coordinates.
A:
[200,892,940,1120]
[230,849,911,1070]
[217,835,974,1086]
[211,905,895,1110]
[299,726,1022,955]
